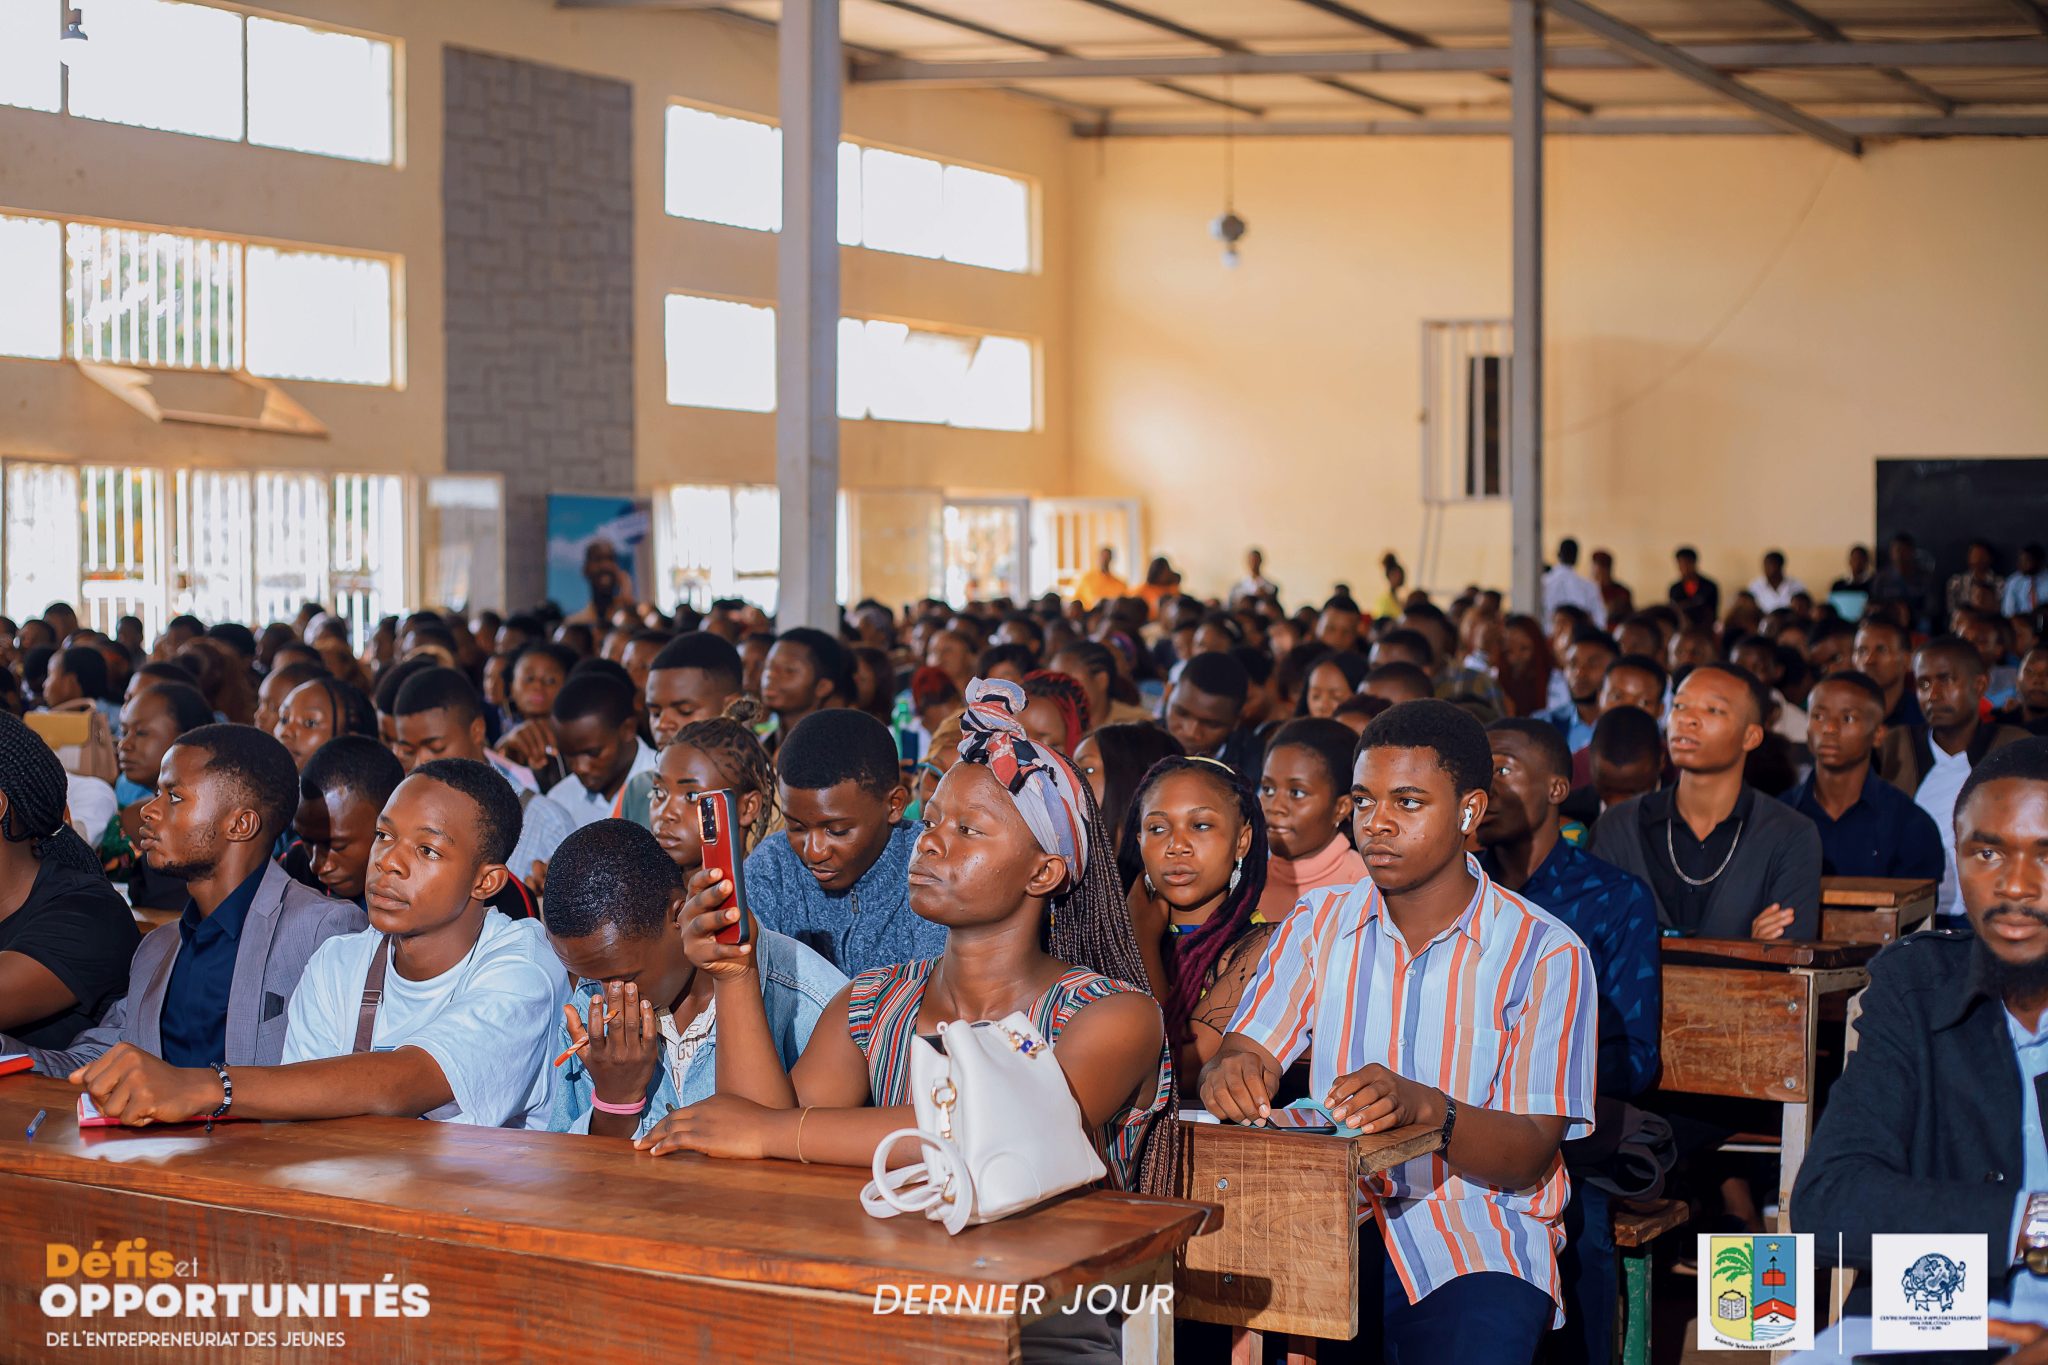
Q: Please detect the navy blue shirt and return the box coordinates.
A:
[158,864,267,1068]
[1483,838,1661,1098]
[1781,769,1946,882]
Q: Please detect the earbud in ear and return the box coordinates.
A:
[1460,807,1473,832]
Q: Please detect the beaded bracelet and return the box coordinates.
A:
[590,1094,648,1116]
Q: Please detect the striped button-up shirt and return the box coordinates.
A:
[1227,858,1597,1322]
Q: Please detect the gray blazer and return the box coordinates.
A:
[1591,786,1823,941]
[8,861,366,1076]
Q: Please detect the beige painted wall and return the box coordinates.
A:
[1068,133,2048,611]
[0,0,1071,499]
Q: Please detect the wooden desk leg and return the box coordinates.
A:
[1227,1326,1262,1365]
[1280,1332,1322,1364]
[1122,1273,1175,1365]
[1777,1099,1811,1235]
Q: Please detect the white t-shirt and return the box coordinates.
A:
[546,740,659,830]
[1913,743,1974,918]
[282,911,568,1128]
[1747,575,1807,615]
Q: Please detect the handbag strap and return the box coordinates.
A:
[353,935,392,1054]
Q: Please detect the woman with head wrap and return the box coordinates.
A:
[0,712,138,1049]
[646,679,1179,1227]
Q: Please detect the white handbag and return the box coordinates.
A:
[859,1012,1107,1235]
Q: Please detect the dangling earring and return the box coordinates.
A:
[1144,874,1157,895]
[1227,859,1242,893]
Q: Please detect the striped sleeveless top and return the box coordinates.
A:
[846,958,1172,1192]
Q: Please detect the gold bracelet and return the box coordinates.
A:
[795,1106,814,1164]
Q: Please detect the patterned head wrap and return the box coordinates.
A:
[958,678,1089,885]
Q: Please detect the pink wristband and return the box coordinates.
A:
[590,1094,648,1117]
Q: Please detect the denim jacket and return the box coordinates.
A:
[545,927,846,1140]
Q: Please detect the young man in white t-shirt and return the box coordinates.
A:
[71,759,566,1129]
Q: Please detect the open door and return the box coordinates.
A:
[1029,498,1140,601]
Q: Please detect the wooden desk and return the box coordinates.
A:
[1656,938,1874,1232]
[0,1076,1212,1363]
[1820,876,1937,946]
[1174,1117,1439,1346]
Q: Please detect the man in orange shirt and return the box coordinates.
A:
[1074,546,1130,610]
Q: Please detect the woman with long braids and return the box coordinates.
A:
[0,711,138,1047]
[272,674,378,771]
[1125,755,1273,1085]
[647,678,1176,1239]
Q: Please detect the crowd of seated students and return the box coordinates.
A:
[1,528,2046,1362]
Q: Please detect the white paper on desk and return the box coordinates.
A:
[1178,1108,1220,1124]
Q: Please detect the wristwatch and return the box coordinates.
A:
[1438,1094,1459,1155]
[2021,1192,2048,1275]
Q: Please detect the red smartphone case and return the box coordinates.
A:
[698,790,752,947]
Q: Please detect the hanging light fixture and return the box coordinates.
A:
[1209,76,1247,268]
[60,6,91,70]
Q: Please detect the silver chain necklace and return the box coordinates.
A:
[1666,816,1745,887]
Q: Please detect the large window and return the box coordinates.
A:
[664,105,1032,273]
[664,292,1033,432]
[0,0,396,165]
[1,464,495,640]
[0,211,398,385]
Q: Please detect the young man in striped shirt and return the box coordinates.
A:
[1201,699,1598,1364]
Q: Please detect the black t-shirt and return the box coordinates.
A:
[0,857,141,1049]
[1637,785,1755,937]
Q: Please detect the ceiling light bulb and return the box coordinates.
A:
[60,10,90,71]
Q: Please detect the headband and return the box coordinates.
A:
[958,677,1089,885]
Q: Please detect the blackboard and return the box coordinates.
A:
[1875,458,2048,583]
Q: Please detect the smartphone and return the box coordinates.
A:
[1263,1108,1339,1135]
[697,790,752,947]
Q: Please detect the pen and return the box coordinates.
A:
[26,1108,47,1140]
[552,1007,623,1068]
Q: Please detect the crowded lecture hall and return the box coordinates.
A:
[1,0,2046,1362]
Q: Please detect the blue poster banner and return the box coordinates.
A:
[545,494,651,617]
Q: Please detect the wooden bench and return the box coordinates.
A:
[1820,876,1937,946]
[0,1075,1214,1362]
[1173,1116,1441,1361]
[1614,1197,1690,1365]
[1657,937,1876,1232]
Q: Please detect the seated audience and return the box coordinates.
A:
[1852,614,1922,729]
[1018,669,1090,759]
[1364,661,1433,707]
[1204,700,1596,1361]
[1795,739,2048,1327]
[73,759,564,1128]
[8,724,364,1074]
[1300,650,1370,720]
[274,676,378,770]
[547,671,658,830]
[289,736,403,907]
[1127,754,1272,1087]
[1478,718,1661,1365]
[391,667,572,895]
[1784,671,1946,881]
[1879,635,2028,921]
[1592,664,1822,940]
[543,819,843,1138]
[762,627,854,746]
[742,707,939,977]
[1164,651,1262,775]
[0,713,138,1049]
[1256,717,1367,921]
[1073,721,1186,886]
[1540,626,1618,751]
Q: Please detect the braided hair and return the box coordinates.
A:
[299,675,379,742]
[668,695,780,852]
[1044,768,1180,1200]
[1022,669,1091,753]
[0,712,102,874]
[1120,756,1269,1059]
